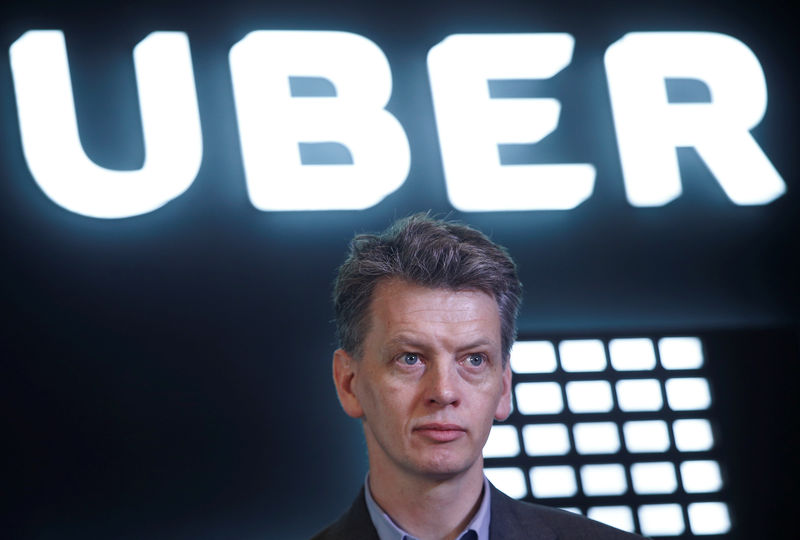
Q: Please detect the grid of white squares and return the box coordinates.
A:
[484,336,730,537]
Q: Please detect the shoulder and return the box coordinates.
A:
[489,484,647,540]
[309,487,379,540]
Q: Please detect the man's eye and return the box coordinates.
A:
[467,354,485,367]
[402,353,420,365]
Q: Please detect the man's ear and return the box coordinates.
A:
[494,362,512,421]
[332,348,364,419]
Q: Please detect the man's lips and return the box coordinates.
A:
[414,423,466,443]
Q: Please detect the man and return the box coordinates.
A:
[312,214,644,540]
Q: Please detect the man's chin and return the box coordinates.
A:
[409,453,479,480]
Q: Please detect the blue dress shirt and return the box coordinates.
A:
[364,475,491,540]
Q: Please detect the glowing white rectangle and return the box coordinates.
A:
[638,504,685,536]
[623,420,670,453]
[609,338,656,371]
[665,378,712,410]
[565,381,613,413]
[680,460,723,493]
[530,466,577,498]
[484,467,527,499]
[522,423,570,456]
[615,379,663,411]
[515,382,564,414]
[511,341,557,373]
[688,502,731,535]
[659,337,704,369]
[580,464,627,496]
[559,339,607,372]
[673,419,714,451]
[483,425,520,458]
[573,422,621,454]
[587,506,634,533]
[631,462,678,494]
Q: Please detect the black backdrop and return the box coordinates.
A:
[0,1,797,538]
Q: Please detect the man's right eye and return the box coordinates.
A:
[402,353,420,365]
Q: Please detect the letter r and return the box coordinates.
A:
[605,32,785,206]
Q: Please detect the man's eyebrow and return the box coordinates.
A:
[383,335,429,350]
[382,335,497,353]
[456,338,496,352]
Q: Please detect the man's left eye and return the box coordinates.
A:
[402,353,420,365]
[466,354,485,367]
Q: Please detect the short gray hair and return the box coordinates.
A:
[333,213,522,361]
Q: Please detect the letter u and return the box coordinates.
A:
[9,30,202,218]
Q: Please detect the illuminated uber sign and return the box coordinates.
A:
[8,30,786,218]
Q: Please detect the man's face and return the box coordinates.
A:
[333,279,512,482]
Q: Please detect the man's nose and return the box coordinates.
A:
[426,359,460,406]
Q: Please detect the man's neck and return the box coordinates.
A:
[367,463,485,540]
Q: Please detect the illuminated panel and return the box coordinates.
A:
[573,422,621,454]
[484,467,527,499]
[427,33,595,211]
[665,377,712,410]
[688,502,731,535]
[631,462,678,494]
[605,32,785,207]
[659,337,705,369]
[609,338,657,371]
[615,379,663,411]
[673,419,714,452]
[559,339,607,372]
[580,464,628,496]
[515,382,563,415]
[587,506,634,533]
[680,460,723,493]
[484,336,730,538]
[639,504,685,536]
[483,425,520,458]
[522,424,570,456]
[529,466,577,498]
[510,341,557,373]
[623,420,670,453]
[9,30,202,218]
[565,381,613,413]
[229,31,410,211]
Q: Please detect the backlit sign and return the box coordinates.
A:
[9,30,785,218]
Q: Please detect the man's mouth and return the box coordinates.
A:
[414,423,467,442]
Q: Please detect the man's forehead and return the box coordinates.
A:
[367,279,501,338]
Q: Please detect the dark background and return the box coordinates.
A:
[0,1,796,538]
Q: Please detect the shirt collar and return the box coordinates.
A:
[364,474,491,540]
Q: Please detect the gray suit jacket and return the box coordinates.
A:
[310,483,645,539]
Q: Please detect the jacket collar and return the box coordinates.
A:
[489,483,558,540]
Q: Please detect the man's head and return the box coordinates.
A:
[333,213,522,362]
[331,215,522,484]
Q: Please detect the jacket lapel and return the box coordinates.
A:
[489,484,558,540]
[314,487,380,540]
